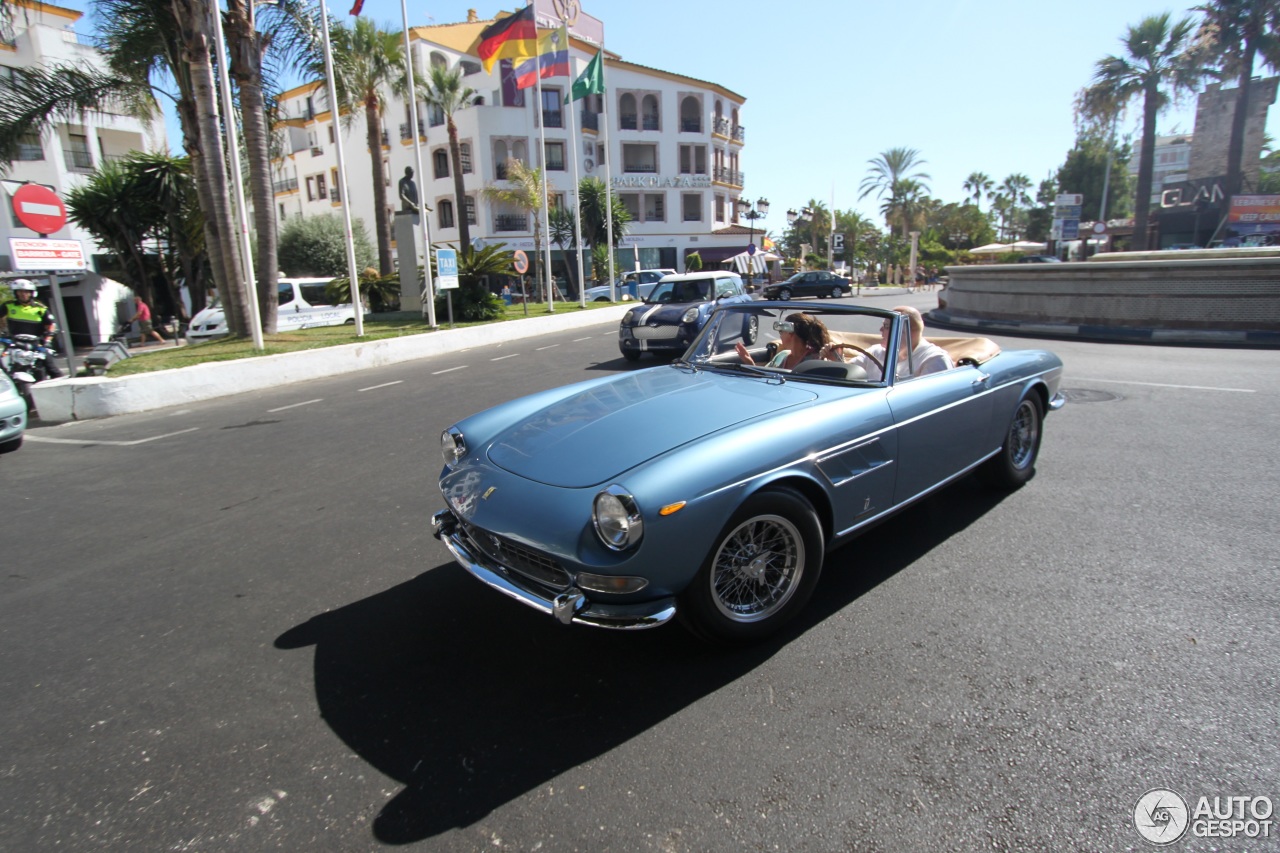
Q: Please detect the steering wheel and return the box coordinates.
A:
[836,343,884,375]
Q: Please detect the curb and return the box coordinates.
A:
[927,309,1280,348]
[33,305,630,422]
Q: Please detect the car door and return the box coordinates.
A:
[887,366,994,505]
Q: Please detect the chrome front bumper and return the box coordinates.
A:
[431,509,676,630]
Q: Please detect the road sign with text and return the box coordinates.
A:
[9,237,87,270]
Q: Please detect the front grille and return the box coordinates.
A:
[459,520,570,590]
[631,324,680,340]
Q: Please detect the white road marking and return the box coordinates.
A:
[358,380,403,392]
[267,399,323,412]
[25,427,201,446]
[536,344,559,351]
[432,365,467,375]
[491,353,519,362]
[573,337,593,342]
[1077,378,1255,393]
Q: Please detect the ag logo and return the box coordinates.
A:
[1134,789,1189,845]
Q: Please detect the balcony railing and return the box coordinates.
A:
[399,119,425,139]
[713,166,744,187]
[713,116,731,136]
[642,115,660,131]
[680,119,702,133]
[494,214,528,232]
[329,186,340,203]
[732,124,746,142]
[580,109,598,131]
[619,113,637,130]
[64,148,94,171]
[273,177,299,194]
[310,146,324,157]
[380,129,390,146]
[623,163,657,173]
[542,109,563,128]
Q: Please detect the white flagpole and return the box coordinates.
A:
[565,33,586,308]
[399,0,437,328]
[209,1,263,349]
[600,56,617,302]
[534,65,554,312]
[317,0,364,336]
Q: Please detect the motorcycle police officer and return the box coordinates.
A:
[1,279,63,378]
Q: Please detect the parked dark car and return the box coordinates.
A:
[1016,255,1063,263]
[617,271,755,360]
[762,270,850,299]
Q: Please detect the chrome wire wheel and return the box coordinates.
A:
[710,513,805,623]
[1008,399,1041,470]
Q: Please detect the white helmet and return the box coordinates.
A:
[11,279,37,293]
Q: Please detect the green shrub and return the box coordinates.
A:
[278,213,375,277]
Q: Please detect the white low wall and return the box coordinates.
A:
[34,305,629,422]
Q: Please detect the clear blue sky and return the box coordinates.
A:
[65,0,1277,237]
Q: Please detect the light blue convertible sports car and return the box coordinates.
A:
[433,302,1064,643]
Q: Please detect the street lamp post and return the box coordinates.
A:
[736,197,769,283]
[786,206,813,269]
[908,231,921,293]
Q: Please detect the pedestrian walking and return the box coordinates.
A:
[130,294,166,347]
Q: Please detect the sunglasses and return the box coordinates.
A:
[773,320,795,333]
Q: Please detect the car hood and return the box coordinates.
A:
[486,368,817,487]
[191,306,225,324]
[625,302,697,324]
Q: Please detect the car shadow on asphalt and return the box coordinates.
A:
[274,477,1009,844]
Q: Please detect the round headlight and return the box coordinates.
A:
[441,429,466,466]
[593,486,644,551]
[681,307,699,324]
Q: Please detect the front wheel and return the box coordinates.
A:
[980,395,1043,489]
[742,315,759,345]
[679,488,824,643]
[620,348,641,362]
[0,435,21,454]
[777,287,792,300]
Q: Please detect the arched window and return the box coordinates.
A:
[619,93,637,130]
[459,60,481,76]
[430,51,447,70]
[512,140,527,163]
[680,96,700,133]
[433,149,449,179]
[494,140,509,179]
[641,94,660,131]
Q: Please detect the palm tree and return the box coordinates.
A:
[424,62,477,255]
[65,159,156,301]
[963,172,994,208]
[997,173,1033,238]
[1084,13,1207,250]
[483,159,547,298]
[322,18,410,276]
[548,205,579,296]
[859,147,931,204]
[880,179,928,237]
[1194,0,1280,197]
[576,176,630,261]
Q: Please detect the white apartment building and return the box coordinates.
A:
[1,0,169,345]
[271,3,757,284]
[1129,133,1193,207]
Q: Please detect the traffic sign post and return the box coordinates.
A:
[435,248,458,327]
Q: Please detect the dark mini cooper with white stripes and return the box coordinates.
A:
[617,271,755,361]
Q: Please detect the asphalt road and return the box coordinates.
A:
[2,293,1277,852]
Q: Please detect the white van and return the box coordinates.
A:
[186,277,362,342]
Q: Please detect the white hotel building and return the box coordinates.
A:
[271,3,760,282]
[1,0,169,345]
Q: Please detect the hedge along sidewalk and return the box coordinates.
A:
[34,304,630,422]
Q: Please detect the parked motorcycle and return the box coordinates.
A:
[0,333,53,414]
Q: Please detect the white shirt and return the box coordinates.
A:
[849,340,953,381]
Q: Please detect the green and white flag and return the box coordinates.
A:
[570,50,604,102]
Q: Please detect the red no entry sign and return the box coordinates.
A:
[12,183,68,234]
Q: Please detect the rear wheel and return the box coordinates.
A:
[777,287,792,300]
[831,286,844,298]
[742,315,759,345]
[679,488,824,643]
[981,395,1043,489]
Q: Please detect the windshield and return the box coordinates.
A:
[646,279,711,304]
[681,303,907,384]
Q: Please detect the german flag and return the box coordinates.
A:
[477,6,537,74]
